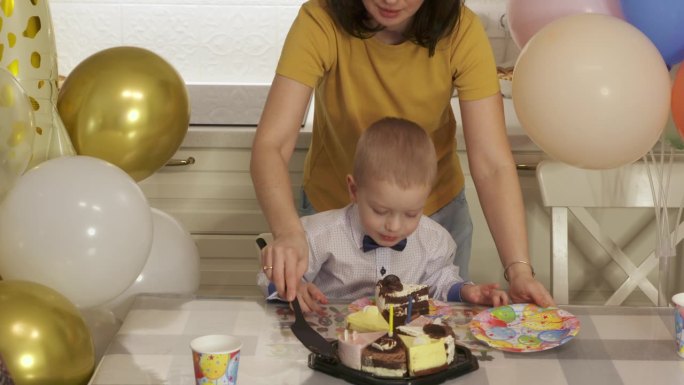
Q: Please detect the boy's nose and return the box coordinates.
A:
[384,215,401,232]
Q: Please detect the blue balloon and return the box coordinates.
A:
[620,0,684,66]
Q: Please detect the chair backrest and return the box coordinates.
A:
[535,159,684,306]
[537,160,684,209]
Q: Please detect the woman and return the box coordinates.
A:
[251,0,554,306]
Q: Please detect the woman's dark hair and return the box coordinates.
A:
[326,0,464,57]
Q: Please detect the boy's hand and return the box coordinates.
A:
[296,282,329,314]
[461,283,509,307]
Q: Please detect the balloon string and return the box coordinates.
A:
[645,151,663,257]
[674,142,684,254]
[661,144,678,256]
[500,13,512,65]
[664,146,675,253]
[659,141,669,254]
[659,146,673,256]
[645,144,677,258]
[676,154,684,248]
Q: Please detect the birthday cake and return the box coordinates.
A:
[375,274,429,326]
[338,276,457,378]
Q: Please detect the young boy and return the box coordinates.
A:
[260,117,508,312]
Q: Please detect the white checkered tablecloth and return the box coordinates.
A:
[88,295,684,385]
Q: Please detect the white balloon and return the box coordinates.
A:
[0,156,153,307]
[79,306,122,364]
[104,208,200,320]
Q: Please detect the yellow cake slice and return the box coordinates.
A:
[398,334,448,376]
[346,305,390,332]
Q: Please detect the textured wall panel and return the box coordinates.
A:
[51,0,511,83]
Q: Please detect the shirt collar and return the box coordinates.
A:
[346,204,413,252]
[347,204,367,251]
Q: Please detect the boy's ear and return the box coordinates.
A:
[347,175,358,202]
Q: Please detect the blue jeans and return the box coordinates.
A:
[298,188,473,280]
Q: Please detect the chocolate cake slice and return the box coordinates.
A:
[360,334,408,378]
[375,275,429,326]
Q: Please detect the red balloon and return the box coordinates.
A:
[673,66,684,139]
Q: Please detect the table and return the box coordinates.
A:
[88,295,684,385]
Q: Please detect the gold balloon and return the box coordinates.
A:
[0,280,94,385]
[57,46,190,181]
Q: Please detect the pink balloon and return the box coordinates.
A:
[507,0,624,48]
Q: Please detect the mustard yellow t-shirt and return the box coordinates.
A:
[276,0,499,215]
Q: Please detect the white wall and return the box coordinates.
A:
[50,0,304,83]
[49,0,517,83]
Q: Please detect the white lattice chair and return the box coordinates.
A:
[536,160,684,305]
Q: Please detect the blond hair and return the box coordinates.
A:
[353,117,437,189]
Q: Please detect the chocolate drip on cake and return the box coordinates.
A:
[423,324,448,339]
[377,274,403,295]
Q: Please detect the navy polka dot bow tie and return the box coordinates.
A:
[362,235,407,252]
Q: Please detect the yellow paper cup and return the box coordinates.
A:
[190,335,242,385]
[672,293,684,358]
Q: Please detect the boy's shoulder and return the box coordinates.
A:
[300,206,349,236]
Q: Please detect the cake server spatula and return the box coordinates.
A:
[255,238,338,361]
[291,296,338,360]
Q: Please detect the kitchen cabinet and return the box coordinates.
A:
[138,129,307,298]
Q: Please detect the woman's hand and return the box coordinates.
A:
[251,75,314,301]
[460,95,555,308]
[461,283,509,307]
[261,231,309,301]
[508,272,556,307]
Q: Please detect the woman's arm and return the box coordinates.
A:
[460,93,555,307]
[250,75,314,301]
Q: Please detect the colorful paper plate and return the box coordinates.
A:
[468,304,580,353]
[348,297,451,316]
